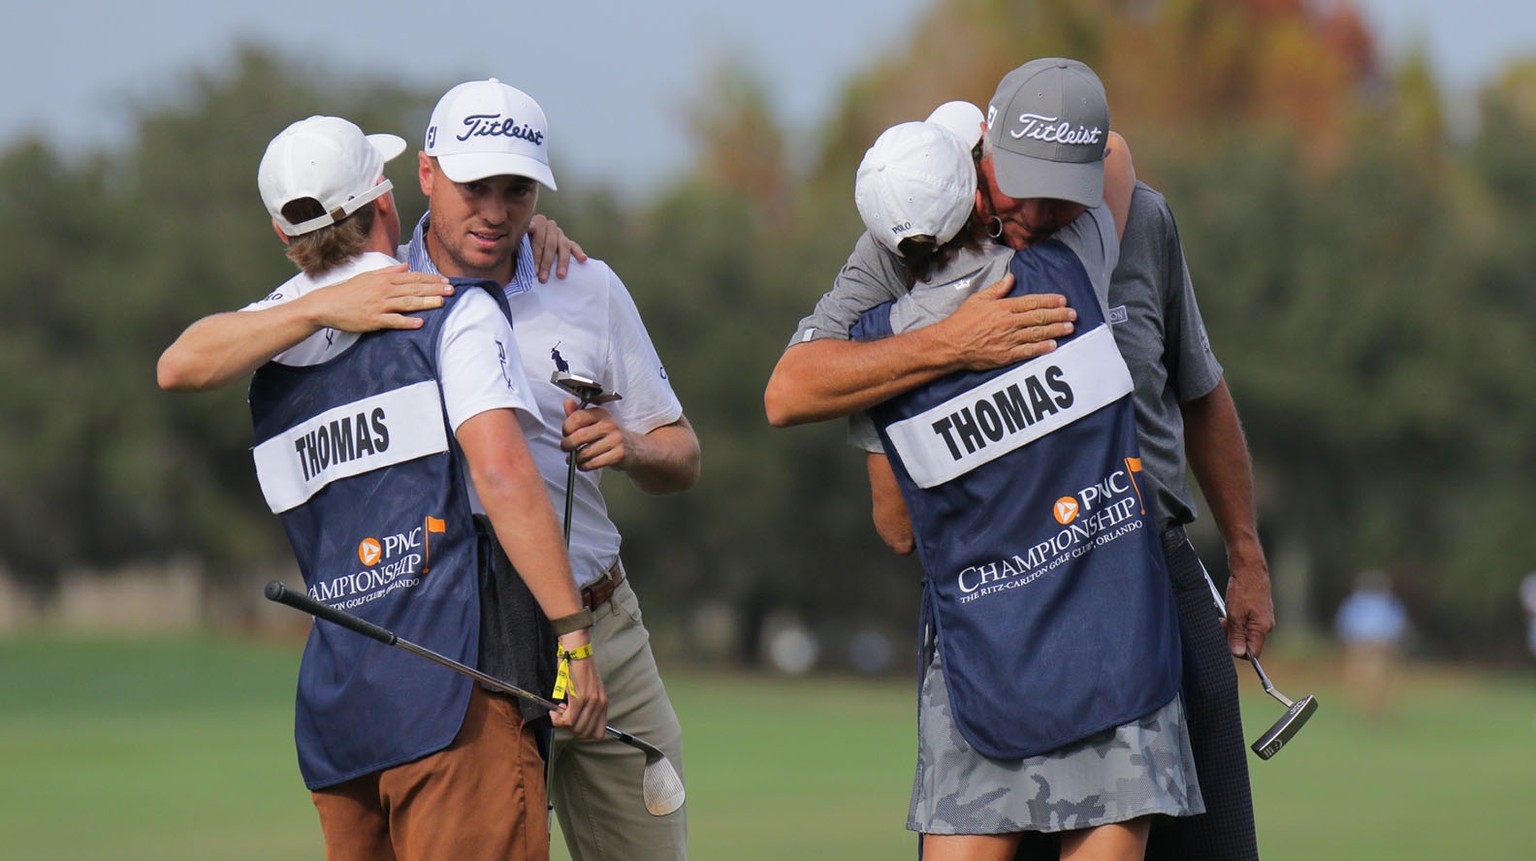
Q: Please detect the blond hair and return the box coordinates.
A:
[279,199,378,277]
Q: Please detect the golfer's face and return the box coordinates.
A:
[977,156,1088,250]
[419,155,539,282]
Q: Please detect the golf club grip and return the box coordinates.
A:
[264,580,397,646]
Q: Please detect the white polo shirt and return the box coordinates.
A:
[503,255,683,589]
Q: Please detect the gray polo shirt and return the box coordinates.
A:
[1105,182,1222,529]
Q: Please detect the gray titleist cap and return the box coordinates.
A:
[984,58,1109,206]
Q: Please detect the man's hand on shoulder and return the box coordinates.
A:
[935,274,1077,370]
[307,263,452,332]
[528,214,588,283]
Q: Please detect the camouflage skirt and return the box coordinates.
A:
[908,650,1205,835]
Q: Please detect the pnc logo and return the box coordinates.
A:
[1053,496,1080,525]
[358,538,383,567]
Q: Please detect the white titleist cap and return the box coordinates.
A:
[855,113,978,255]
[258,116,406,237]
[425,78,557,189]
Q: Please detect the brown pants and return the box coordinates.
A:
[311,684,549,861]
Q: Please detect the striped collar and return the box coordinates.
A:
[404,212,537,296]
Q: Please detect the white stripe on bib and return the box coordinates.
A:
[254,381,449,513]
[885,325,1132,488]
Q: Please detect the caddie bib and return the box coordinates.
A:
[854,241,1181,760]
[249,279,506,789]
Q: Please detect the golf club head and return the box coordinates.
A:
[604,726,684,816]
[640,752,686,816]
[552,370,621,405]
[1250,693,1318,759]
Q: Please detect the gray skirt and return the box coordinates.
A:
[909,651,1204,835]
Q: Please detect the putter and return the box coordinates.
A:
[1245,652,1319,759]
[1201,564,1319,759]
[550,371,621,546]
[264,581,684,816]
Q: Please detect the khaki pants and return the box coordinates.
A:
[551,577,687,861]
[311,684,549,861]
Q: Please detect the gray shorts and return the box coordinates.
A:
[909,651,1204,835]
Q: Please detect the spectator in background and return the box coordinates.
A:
[1521,571,1536,699]
[1334,569,1408,722]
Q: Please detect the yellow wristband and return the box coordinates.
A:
[551,644,594,700]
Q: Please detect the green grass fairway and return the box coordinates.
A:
[1,636,1531,859]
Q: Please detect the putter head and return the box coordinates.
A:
[1251,693,1318,759]
[552,370,621,405]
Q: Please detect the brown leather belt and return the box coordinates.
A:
[580,560,625,611]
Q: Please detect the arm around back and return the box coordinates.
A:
[764,276,1075,426]
[1103,131,1136,240]
[868,453,915,555]
[156,264,452,392]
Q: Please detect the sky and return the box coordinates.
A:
[5,0,1532,197]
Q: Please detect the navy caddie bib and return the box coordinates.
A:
[248,278,507,789]
[854,241,1181,760]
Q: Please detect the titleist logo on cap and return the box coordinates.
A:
[1008,112,1102,147]
[989,104,1102,149]
[455,113,544,146]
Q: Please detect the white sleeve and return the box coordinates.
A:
[603,269,684,434]
[437,289,545,436]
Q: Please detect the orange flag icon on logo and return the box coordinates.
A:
[1124,457,1146,515]
[423,516,447,573]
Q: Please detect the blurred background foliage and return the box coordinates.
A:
[3,0,1534,665]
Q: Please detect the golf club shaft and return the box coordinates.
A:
[562,392,594,547]
[264,581,663,757]
[1199,560,1296,707]
[1247,653,1294,708]
[564,453,578,546]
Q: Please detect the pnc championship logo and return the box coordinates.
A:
[313,516,450,608]
[956,458,1152,604]
[357,537,383,566]
[1053,497,1080,525]
[1055,458,1145,525]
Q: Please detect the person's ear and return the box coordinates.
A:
[418,152,434,196]
[271,220,291,245]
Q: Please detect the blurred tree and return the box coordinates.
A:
[5,5,1536,663]
[793,0,1533,657]
[575,63,923,662]
[0,46,436,596]
[0,141,131,583]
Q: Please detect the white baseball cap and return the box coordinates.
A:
[424,78,557,189]
[926,100,986,149]
[984,58,1109,206]
[258,116,406,237]
[855,115,978,256]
